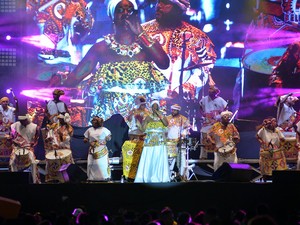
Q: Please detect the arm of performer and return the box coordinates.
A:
[125,13,170,70]
[154,109,168,127]
[54,43,101,87]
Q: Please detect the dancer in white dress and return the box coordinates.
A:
[84,116,111,181]
[135,100,170,183]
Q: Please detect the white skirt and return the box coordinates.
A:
[135,145,170,183]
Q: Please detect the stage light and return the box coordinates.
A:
[6,89,11,94]
[203,24,213,33]
[5,35,11,41]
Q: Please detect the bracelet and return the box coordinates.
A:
[138,32,155,48]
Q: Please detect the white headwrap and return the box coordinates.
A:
[171,104,181,111]
[150,99,160,107]
[221,110,233,118]
[169,0,190,12]
[107,0,138,20]
[18,114,30,121]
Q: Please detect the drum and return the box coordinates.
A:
[259,148,287,176]
[122,140,144,180]
[90,145,108,160]
[45,149,73,183]
[282,132,299,160]
[242,48,286,75]
[218,141,235,156]
[0,133,12,160]
[15,148,31,170]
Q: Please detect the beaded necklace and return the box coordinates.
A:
[104,34,142,58]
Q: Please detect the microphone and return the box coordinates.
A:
[10,88,16,98]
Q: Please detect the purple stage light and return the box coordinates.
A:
[229,163,251,170]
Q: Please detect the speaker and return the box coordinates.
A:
[0,172,32,184]
[212,163,255,182]
[59,164,87,183]
[272,170,300,184]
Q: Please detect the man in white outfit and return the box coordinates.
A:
[276,93,299,132]
[9,115,40,183]
[45,89,69,124]
[199,85,227,159]
[0,96,19,131]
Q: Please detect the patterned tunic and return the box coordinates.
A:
[257,127,287,176]
[142,20,216,98]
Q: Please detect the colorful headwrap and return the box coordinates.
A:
[107,0,138,20]
[263,117,276,126]
[220,110,233,118]
[53,89,65,96]
[0,97,9,103]
[169,0,190,12]
[209,85,220,93]
[135,96,146,106]
[171,104,181,111]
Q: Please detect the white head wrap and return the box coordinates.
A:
[220,110,233,118]
[107,0,138,20]
[171,104,181,111]
[18,114,30,121]
[150,99,160,107]
[169,0,190,12]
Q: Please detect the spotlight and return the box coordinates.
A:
[5,35,11,41]
[6,89,11,94]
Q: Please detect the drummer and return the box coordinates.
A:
[84,116,112,182]
[165,104,190,179]
[45,89,69,125]
[199,85,227,159]
[44,113,74,183]
[45,113,74,150]
[207,110,240,171]
[256,117,287,181]
[9,115,40,184]
[276,93,299,132]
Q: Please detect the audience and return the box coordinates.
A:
[1,203,300,225]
